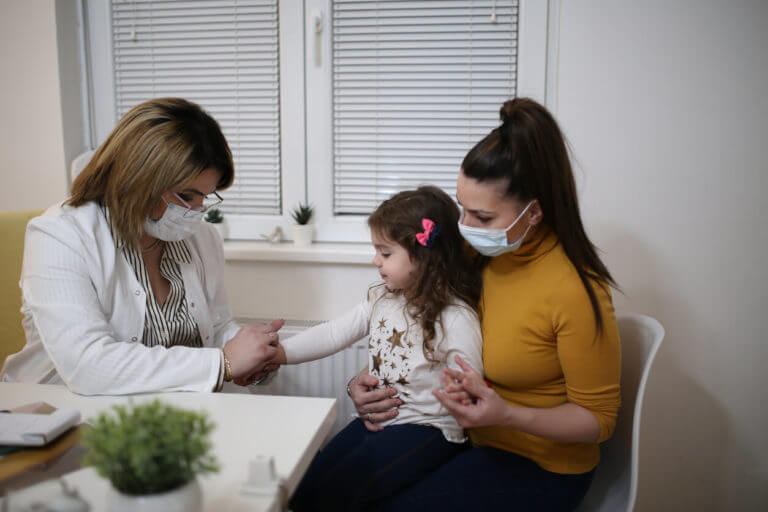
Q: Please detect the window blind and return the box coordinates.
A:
[332,0,519,215]
[111,0,281,215]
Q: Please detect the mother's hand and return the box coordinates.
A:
[348,369,402,432]
[433,355,510,429]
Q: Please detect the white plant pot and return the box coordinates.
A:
[292,224,314,247]
[208,220,228,240]
[107,479,202,512]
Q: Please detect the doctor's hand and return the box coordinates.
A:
[235,339,286,386]
[265,342,287,368]
[224,318,284,384]
[243,342,286,383]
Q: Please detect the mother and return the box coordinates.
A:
[348,98,621,510]
[1,98,280,394]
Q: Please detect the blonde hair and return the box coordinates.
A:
[68,98,234,247]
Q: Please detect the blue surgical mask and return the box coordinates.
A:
[144,200,204,242]
[458,201,534,257]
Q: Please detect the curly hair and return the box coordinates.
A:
[368,186,483,363]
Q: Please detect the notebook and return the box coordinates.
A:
[0,406,81,446]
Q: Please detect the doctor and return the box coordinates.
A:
[1,98,281,395]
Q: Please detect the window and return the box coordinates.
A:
[330,1,519,215]
[86,0,547,242]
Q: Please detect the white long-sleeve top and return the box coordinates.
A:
[283,285,483,443]
[0,201,241,395]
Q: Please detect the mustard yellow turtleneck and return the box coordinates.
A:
[470,225,621,474]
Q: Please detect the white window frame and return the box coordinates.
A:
[85,0,548,243]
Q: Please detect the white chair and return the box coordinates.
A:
[576,314,664,512]
[70,149,95,182]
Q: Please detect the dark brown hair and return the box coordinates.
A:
[462,97,616,333]
[368,186,483,362]
[68,98,234,247]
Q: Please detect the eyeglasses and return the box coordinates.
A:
[170,190,224,216]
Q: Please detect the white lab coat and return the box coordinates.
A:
[1,201,241,395]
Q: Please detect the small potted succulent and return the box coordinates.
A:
[81,400,219,512]
[204,208,228,240]
[290,202,315,247]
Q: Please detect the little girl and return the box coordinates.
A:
[274,186,484,512]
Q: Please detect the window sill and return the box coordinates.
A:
[223,240,374,265]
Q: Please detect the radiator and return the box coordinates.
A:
[243,319,369,439]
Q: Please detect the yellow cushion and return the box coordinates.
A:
[0,210,43,367]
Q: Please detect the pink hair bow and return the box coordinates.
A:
[415,218,440,247]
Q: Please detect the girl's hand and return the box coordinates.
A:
[348,369,403,432]
[433,355,510,429]
[439,369,474,405]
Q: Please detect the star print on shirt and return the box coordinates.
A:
[368,312,419,394]
[387,328,405,349]
[372,350,383,374]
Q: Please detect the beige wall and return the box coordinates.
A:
[0,0,68,211]
[225,260,378,322]
[556,1,767,509]
[2,1,766,509]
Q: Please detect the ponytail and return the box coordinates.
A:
[462,98,616,334]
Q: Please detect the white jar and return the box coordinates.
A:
[292,224,314,246]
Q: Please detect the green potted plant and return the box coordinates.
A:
[204,208,228,240]
[81,400,219,512]
[290,202,315,247]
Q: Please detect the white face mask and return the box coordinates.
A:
[143,199,204,242]
[458,201,534,257]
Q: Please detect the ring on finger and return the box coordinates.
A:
[268,332,277,342]
[366,413,372,422]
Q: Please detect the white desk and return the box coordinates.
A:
[0,383,336,511]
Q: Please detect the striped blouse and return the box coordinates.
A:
[123,239,203,349]
[102,207,225,391]
[102,206,201,348]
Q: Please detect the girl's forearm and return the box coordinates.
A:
[284,303,370,364]
[501,402,601,443]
